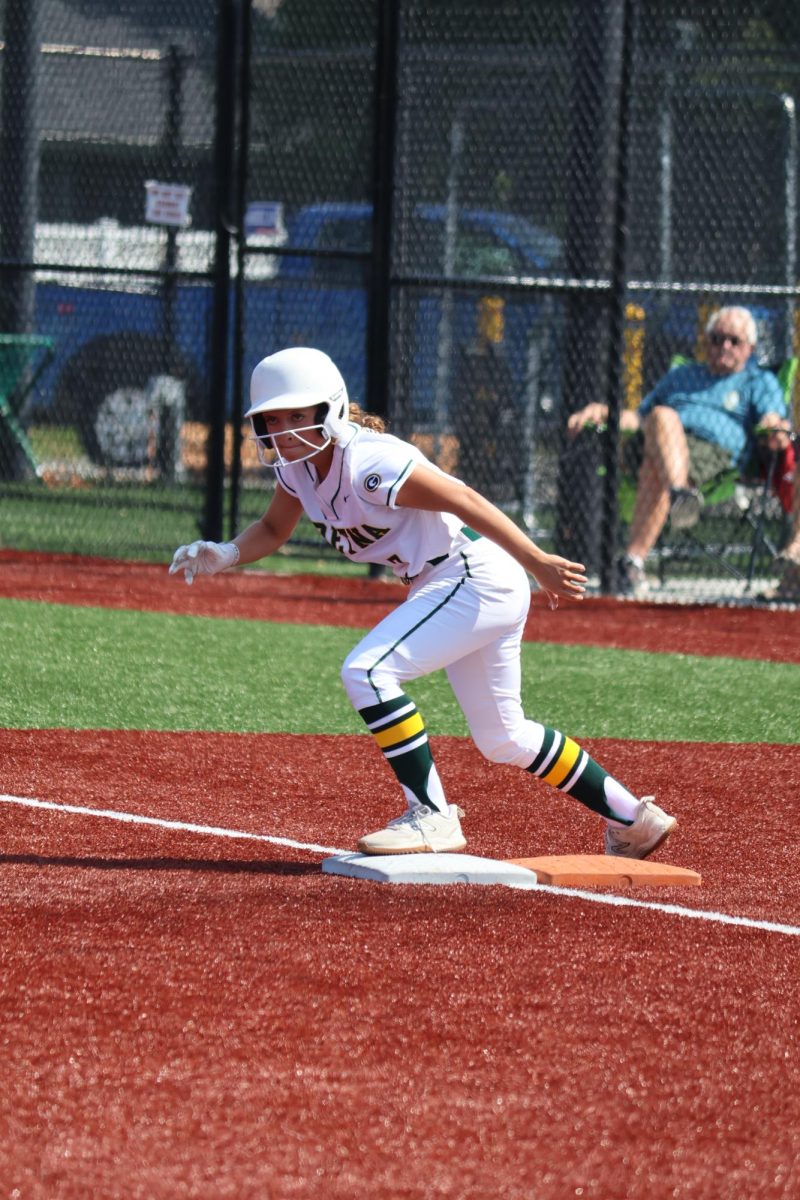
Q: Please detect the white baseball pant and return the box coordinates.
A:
[340,537,547,767]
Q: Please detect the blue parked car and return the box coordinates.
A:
[30,203,564,466]
[260,201,564,427]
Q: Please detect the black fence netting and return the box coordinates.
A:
[1,0,799,600]
[0,0,220,558]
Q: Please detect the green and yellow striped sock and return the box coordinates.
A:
[358,693,448,813]
[527,726,638,824]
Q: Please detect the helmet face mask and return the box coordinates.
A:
[249,407,331,468]
[245,347,349,469]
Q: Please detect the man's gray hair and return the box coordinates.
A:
[706,306,758,346]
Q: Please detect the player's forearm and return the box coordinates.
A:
[443,486,560,574]
[233,516,291,565]
[232,488,303,565]
[401,466,564,574]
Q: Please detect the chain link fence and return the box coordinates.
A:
[2,0,799,598]
[0,1,220,558]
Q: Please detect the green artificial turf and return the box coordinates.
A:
[0,480,358,573]
[2,598,797,743]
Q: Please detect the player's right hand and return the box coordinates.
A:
[169,540,239,585]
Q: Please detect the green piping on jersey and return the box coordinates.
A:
[366,554,473,702]
[324,447,347,519]
[386,459,416,508]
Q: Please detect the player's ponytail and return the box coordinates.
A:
[349,402,386,434]
[312,400,385,434]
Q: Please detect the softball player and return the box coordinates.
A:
[170,347,676,859]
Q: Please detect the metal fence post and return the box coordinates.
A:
[365,0,401,579]
[228,0,253,542]
[0,0,43,481]
[599,0,639,594]
[0,0,42,335]
[366,0,400,422]
[555,0,626,574]
[202,0,241,542]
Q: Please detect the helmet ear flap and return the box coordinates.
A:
[321,388,349,441]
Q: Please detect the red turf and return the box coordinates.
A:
[2,555,799,1197]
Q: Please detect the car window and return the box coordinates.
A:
[311,218,369,286]
[404,215,446,274]
[315,218,371,255]
[454,230,518,278]
[403,215,520,278]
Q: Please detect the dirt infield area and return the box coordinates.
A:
[1,549,799,662]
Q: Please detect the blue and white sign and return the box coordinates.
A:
[245,201,285,240]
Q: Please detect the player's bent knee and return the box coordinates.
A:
[340,653,369,705]
[340,652,400,711]
[471,728,536,768]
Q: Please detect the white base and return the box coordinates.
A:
[322,852,539,889]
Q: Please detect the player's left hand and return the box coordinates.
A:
[530,554,587,609]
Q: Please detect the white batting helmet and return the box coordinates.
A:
[245,347,349,467]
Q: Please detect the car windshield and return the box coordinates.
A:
[409,208,562,275]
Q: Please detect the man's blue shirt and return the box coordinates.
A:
[638,358,787,470]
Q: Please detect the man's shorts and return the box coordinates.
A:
[685,434,733,487]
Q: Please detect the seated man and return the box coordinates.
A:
[567,305,789,595]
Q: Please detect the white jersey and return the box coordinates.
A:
[274,423,465,582]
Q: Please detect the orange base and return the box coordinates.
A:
[506,854,701,888]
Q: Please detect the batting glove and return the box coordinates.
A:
[169,540,240,585]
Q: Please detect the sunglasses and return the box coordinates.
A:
[709,331,744,348]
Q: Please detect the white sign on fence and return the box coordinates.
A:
[144,181,192,228]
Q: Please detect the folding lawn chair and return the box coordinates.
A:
[0,333,56,476]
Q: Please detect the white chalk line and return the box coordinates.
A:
[0,793,343,857]
[2,793,799,938]
[526,882,800,935]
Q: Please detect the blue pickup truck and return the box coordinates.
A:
[30,202,565,466]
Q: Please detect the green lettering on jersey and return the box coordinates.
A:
[312,521,391,558]
[346,526,375,549]
[362,525,390,542]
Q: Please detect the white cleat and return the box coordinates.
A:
[604,797,677,860]
[357,803,466,856]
